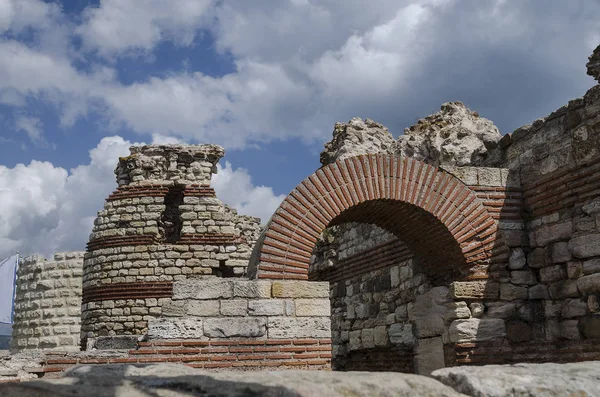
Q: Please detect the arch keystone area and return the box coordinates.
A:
[249,154,504,280]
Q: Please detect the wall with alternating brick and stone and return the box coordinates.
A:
[10,253,83,352]
[82,144,262,342]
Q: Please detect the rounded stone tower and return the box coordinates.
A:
[81,145,261,343]
[11,252,84,352]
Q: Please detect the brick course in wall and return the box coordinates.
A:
[82,145,262,341]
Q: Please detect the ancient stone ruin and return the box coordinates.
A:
[1,45,600,394]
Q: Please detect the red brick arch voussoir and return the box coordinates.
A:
[252,154,503,280]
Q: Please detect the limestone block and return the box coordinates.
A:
[450,281,498,299]
[583,258,600,275]
[569,234,600,258]
[147,318,204,339]
[389,323,414,346]
[567,262,583,279]
[486,302,516,319]
[413,314,445,338]
[561,299,588,318]
[268,317,331,339]
[577,273,600,295]
[528,285,549,300]
[552,242,572,263]
[172,279,233,300]
[549,279,580,299]
[361,328,375,349]
[390,266,400,288]
[448,318,506,342]
[500,283,528,301]
[248,300,284,316]
[535,222,572,247]
[539,265,566,283]
[560,320,580,340]
[204,317,266,338]
[582,316,600,338]
[348,330,362,351]
[527,247,548,268]
[373,325,388,347]
[414,337,445,376]
[220,300,248,316]
[294,299,331,317]
[271,281,329,298]
[508,248,526,270]
[588,295,600,312]
[444,302,471,322]
[510,270,537,285]
[233,280,272,298]
[469,302,485,318]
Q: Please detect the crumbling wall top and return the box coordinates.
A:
[587,44,600,82]
[115,144,225,186]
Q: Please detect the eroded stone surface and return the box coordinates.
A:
[433,361,600,397]
[0,364,467,397]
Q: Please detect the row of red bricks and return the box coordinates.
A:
[523,156,600,217]
[256,155,500,279]
[87,233,240,252]
[82,281,173,303]
[42,339,332,373]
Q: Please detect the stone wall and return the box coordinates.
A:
[82,144,262,342]
[11,253,83,352]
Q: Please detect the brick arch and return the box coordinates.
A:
[250,155,503,280]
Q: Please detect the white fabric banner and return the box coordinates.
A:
[0,254,18,324]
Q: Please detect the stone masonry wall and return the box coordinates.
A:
[310,223,423,372]
[11,253,83,352]
[457,80,600,362]
[82,144,262,342]
[143,278,332,370]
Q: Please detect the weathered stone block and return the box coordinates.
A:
[486,302,516,319]
[361,328,375,349]
[268,317,330,339]
[527,247,548,268]
[508,248,527,270]
[549,279,580,299]
[186,301,220,317]
[450,281,499,299]
[373,325,388,347]
[569,234,600,258]
[248,300,284,316]
[220,300,248,316]
[147,318,204,339]
[389,323,414,346]
[583,258,600,275]
[294,299,331,317]
[577,273,600,295]
[172,279,233,300]
[535,222,572,247]
[552,242,572,263]
[540,265,566,283]
[414,337,445,375]
[233,281,272,298]
[511,270,537,285]
[500,283,528,301]
[560,320,580,340]
[204,318,266,338]
[528,284,549,300]
[448,318,506,342]
[582,316,600,338]
[469,302,485,318]
[414,314,445,338]
[348,330,361,351]
[444,302,471,322]
[561,299,588,318]
[271,281,329,298]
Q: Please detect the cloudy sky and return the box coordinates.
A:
[0,0,598,259]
